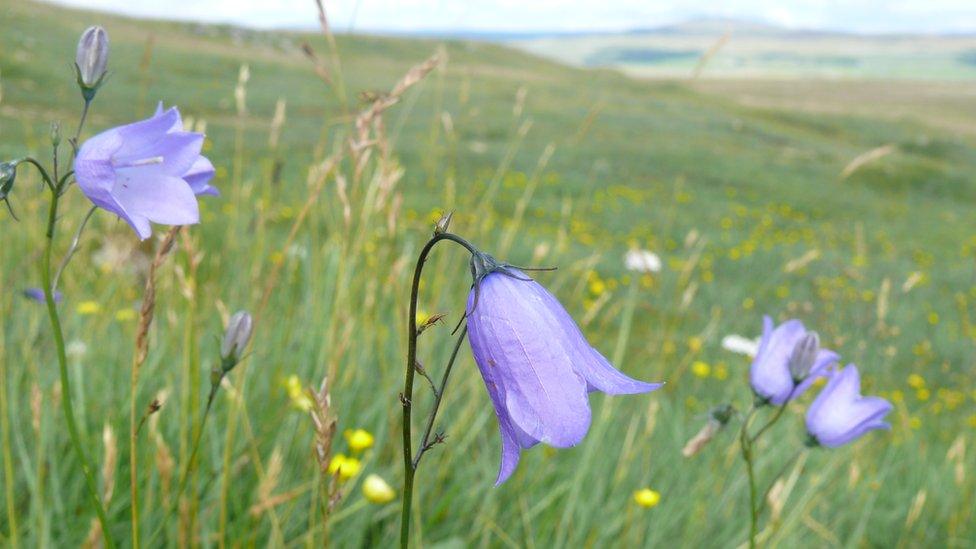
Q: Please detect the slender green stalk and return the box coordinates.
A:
[400,232,477,549]
[41,189,115,548]
[72,99,91,152]
[0,280,18,548]
[739,386,799,548]
[739,406,759,549]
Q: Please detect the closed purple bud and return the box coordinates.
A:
[75,26,109,91]
[750,316,838,405]
[788,331,820,382]
[466,269,661,485]
[73,104,217,240]
[806,365,892,448]
[220,310,253,368]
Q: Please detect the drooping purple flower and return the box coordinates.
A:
[749,316,838,405]
[73,104,217,240]
[23,288,63,303]
[466,268,662,485]
[806,365,892,448]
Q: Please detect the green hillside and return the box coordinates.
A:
[1,0,974,546]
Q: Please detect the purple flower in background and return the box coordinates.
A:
[806,365,892,447]
[750,316,838,405]
[466,265,661,485]
[74,104,217,240]
[23,288,63,303]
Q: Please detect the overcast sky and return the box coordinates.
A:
[43,0,976,34]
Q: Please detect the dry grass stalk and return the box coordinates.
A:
[349,49,444,173]
[234,64,250,117]
[682,418,719,458]
[149,391,175,506]
[309,376,342,516]
[905,489,927,529]
[946,435,965,485]
[300,42,334,85]
[692,32,730,79]
[783,249,821,273]
[269,98,287,150]
[129,226,180,542]
[30,382,41,433]
[877,277,891,330]
[257,155,339,318]
[249,447,283,517]
[840,144,896,180]
[83,424,118,548]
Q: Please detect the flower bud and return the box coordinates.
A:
[50,121,62,147]
[75,26,109,99]
[362,474,396,504]
[0,161,16,200]
[682,404,734,458]
[220,310,253,370]
[433,210,453,235]
[788,331,820,382]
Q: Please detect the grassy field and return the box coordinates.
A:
[2,0,976,546]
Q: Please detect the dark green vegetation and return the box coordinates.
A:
[1,0,974,546]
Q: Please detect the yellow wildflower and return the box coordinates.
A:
[285,375,314,411]
[687,336,703,353]
[328,454,362,481]
[691,361,711,378]
[362,474,396,504]
[345,429,375,453]
[907,374,925,389]
[633,488,661,508]
[77,301,100,315]
[115,309,136,322]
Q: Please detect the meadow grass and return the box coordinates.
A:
[1,0,975,546]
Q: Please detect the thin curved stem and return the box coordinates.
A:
[412,325,467,469]
[41,190,115,548]
[73,99,91,152]
[146,385,218,546]
[400,231,477,549]
[16,157,55,191]
[749,386,798,444]
[52,206,97,291]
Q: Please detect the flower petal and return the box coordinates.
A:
[750,317,806,404]
[114,107,181,154]
[113,173,199,226]
[526,278,661,394]
[467,273,591,449]
[184,156,218,196]
[466,293,540,484]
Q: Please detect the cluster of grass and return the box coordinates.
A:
[1,0,975,546]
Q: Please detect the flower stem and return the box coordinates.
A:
[739,406,758,549]
[400,232,477,549]
[41,188,115,548]
[146,385,218,546]
[412,325,467,469]
[52,206,96,292]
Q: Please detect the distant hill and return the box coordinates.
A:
[511,17,976,80]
